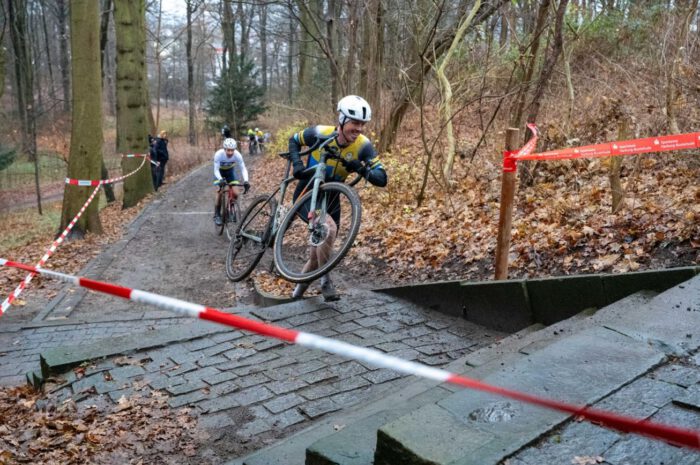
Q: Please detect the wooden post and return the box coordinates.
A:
[494,128,519,280]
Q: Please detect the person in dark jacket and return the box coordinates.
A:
[148,134,160,190]
[155,131,169,188]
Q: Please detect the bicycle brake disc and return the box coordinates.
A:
[308,223,329,247]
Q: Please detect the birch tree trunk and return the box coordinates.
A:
[438,0,481,185]
[115,0,154,209]
[60,0,104,235]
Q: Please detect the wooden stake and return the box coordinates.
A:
[494,128,519,280]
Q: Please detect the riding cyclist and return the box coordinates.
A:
[247,128,257,154]
[255,127,265,152]
[288,95,387,301]
[221,124,232,140]
[213,138,250,226]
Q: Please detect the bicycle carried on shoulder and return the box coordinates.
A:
[226,134,362,283]
[216,180,246,241]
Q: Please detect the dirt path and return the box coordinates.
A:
[44,161,265,322]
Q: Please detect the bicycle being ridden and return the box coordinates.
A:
[213,138,250,239]
[226,95,386,301]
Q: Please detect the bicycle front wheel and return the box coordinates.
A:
[273,182,361,283]
[226,194,276,282]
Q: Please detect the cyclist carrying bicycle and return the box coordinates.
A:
[289,95,387,301]
[214,138,250,226]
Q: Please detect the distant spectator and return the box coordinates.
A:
[155,131,169,188]
[148,134,160,190]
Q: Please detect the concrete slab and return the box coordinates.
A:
[375,327,665,465]
[603,274,700,356]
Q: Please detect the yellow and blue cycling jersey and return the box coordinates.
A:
[290,125,387,185]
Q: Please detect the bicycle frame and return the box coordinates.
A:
[238,136,340,248]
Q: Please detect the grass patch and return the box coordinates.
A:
[0,153,66,189]
[0,201,62,253]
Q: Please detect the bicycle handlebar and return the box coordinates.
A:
[277,132,339,160]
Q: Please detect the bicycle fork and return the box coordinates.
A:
[307,164,328,246]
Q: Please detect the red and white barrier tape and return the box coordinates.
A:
[511,126,699,163]
[65,154,153,186]
[3,153,151,314]
[0,185,102,314]
[0,258,698,450]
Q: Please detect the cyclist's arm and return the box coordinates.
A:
[213,152,224,181]
[288,127,320,165]
[233,151,249,182]
[360,146,388,187]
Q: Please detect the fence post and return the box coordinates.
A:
[494,127,519,280]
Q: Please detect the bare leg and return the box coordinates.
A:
[292,217,338,299]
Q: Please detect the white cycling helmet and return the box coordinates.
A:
[337,95,372,125]
[223,138,237,150]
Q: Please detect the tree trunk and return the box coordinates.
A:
[519,0,568,187]
[153,0,163,130]
[60,0,104,236]
[610,115,630,213]
[114,0,154,209]
[39,2,58,111]
[0,3,9,98]
[186,0,197,145]
[57,0,71,113]
[0,38,7,98]
[344,0,359,95]
[287,12,294,103]
[222,0,234,72]
[8,0,41,214]
[238,0,250,58]
[665,0,697,134]
[259,1,268,91]
[296,0,314,90]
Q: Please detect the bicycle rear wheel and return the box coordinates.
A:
[226,194,276,281]
[224,197,241,241]
[273,182,361,283]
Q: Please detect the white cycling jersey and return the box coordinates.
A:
[213,148,249,182]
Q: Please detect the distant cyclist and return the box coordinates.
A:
[255,127,264,153]
[213,138,250,226]
[247,128,257,155]
[221,124,232,140]
[288,95,387,301]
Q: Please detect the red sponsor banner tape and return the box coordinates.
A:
[511,127,699,163]
[1,257,698,451]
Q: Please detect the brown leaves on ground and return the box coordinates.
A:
[0,384,202,465]
[0,197,150,306]
[252,270,321,298]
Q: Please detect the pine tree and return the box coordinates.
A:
[207,54,266,135]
